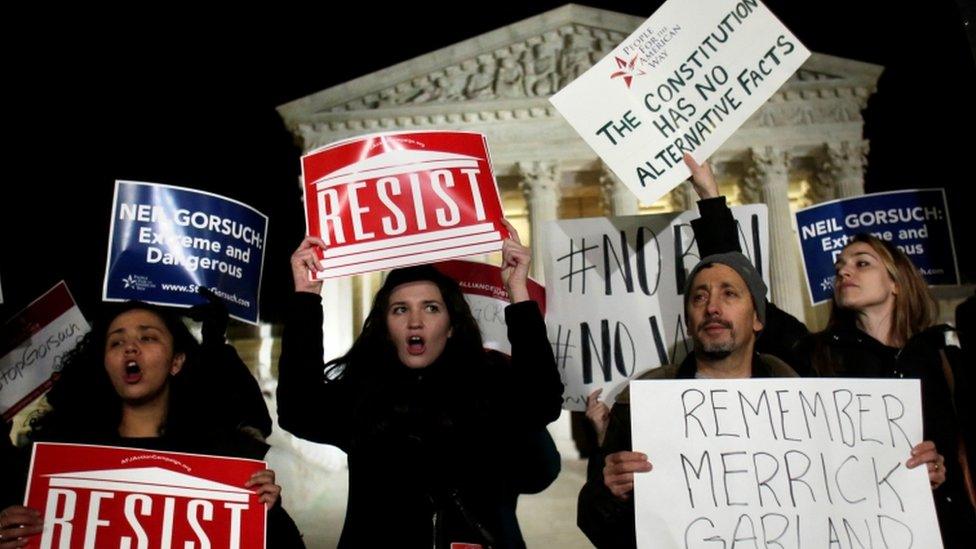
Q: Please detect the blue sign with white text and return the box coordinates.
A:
[795,189,958,304]
[103,181,268,324]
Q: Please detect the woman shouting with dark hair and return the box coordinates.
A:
[277,222,562,549]
[0,301,304,548]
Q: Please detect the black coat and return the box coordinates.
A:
[276,293,562,548]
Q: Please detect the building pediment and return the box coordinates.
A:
[278,3,882,133]
[278,4,638,126]
[278,3,883,173]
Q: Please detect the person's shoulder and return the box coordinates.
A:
[616,365,680,403]
[901,324,958,360]
[638,364,680,380]
[484,348,511,365]
[915,324,956,345]
[795,328,852,355]
[757,354,800,378]
[170,428,270,460]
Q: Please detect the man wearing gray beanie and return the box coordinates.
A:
[578,250,798,548]
[681,251,768,368]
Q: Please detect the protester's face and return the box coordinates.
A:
[104,309,184,405]
[386,281,452,369]
[686,264,762,358]
[833,242,897,312]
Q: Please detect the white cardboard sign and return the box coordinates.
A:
[630,378,942,549]
[551,0,810,204]
[544,205,768,410]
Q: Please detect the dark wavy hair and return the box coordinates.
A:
[29,301,202,442]
[324,265,487,381]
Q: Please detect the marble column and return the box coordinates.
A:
[743,146,806,322]
[806,140,870,329]
[821,140,869,199]
[518,161,560,280]
[599,164,640,216]
[666,181,697,212]
[256,323,276,392]
[320,277,355,363]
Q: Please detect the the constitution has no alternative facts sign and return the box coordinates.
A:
[551,0,809,204]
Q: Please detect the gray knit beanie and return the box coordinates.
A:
[683,252,767,326]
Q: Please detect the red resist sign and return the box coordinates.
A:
[302,131,508,278]
[24,443,266,549]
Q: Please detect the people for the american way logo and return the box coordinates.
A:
[609,54,645,88]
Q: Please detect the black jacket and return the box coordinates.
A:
[576,353,797,548]
[276,293,562,548]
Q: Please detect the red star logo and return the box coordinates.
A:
[609,54,645,88]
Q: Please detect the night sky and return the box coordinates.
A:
[3,1,974,323]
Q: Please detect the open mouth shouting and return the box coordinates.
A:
[385,280,453,368]
[407,335,426,356]
[124,361,143,383]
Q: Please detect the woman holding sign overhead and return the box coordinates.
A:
[277,221,562,549]
[0,301,304,548]
[683,153,976,546]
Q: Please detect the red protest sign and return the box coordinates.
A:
[302,131,509,278]
[435,260,546,313]
[23,443,266,549]
[434,260,545,355]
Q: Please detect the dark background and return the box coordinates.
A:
[3,1,974,323]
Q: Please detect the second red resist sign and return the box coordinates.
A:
[24,442,267,549]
